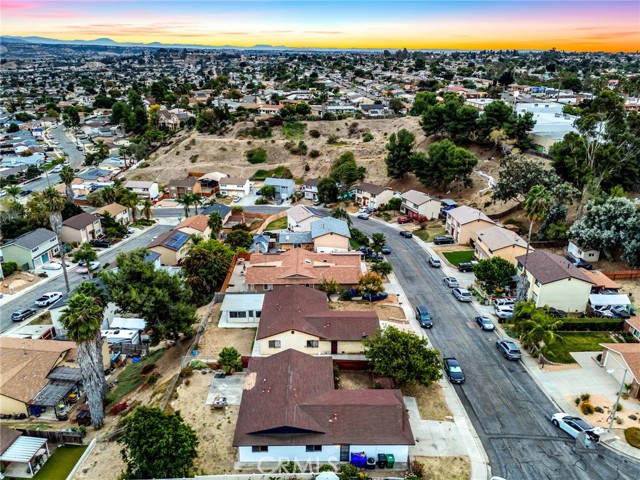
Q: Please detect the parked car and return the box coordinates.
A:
[564,254,593,270]
[397,216,411,224]
[443,357,465,384]
[493,298,515,307]
[89,238,113,248]
[357,213,370,220]
[76,261,101,274]
[232,196,241,203]
[458,262,474,273]
[399,231,413,238]
[416,304,433,329]
[362,291,389,302]
[593,305,617,318]
[382,246,391,255]
[475,316,495,331]
[12,308,38,322]
[41,263,62,271]
[610,305,631,319]
[428,256,441,268]
[51,165,63,173]
[547,307,568,318]
[443,277,459,288]
[452,288,472,302]
[35,291,63,307]
[433,235,455,245]
[0,190,7,198]
[276,199,284,205]
[551,413,602,441]
[313,200,322,206]
[19,189,33,197]
[496,340,522,360]
[495,304,514,321]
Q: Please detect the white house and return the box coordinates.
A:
[302,178,319,201]
[124,180,159,200]
[355,182,394,209]
[287,205,326,232]
[219,177,251,198]
[219,294,264,327]
[568,240,600,262]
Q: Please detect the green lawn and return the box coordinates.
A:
[34,445,87,480]
[264,217,288,231]
[106,348,165,407]
[414,224,446,242]
[542,332,614,364]
[350,239,363,250]
[442,250,475,266]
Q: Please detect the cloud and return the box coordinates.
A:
[302,31,342,35]
[582,31,639,40]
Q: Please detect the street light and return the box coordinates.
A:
[606,367,628,432]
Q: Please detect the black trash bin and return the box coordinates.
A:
[366,457,376,470]
[377,453,387,468]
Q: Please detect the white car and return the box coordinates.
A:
[76,261,101,274]
[41,263,62,271]
[551,413,603,441]
[452,288,473,302]
[232,196,241,203]
[495,304,514,321]
[35,291,63,307]
[51,165,63,173]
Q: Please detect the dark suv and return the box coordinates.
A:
[90,238,113,248]
[564,254,592,270]
[416,305,433,329]
[434,235,455,245]
[458,262,474,272]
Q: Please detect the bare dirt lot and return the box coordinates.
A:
[327,300,406,321]
[196,304,256,358]
[413,455,471,480]
[1,271,43,295]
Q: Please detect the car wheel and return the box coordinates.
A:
[552,419,559,428]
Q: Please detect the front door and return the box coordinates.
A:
[331,341,338,355]
[340,445,350,462]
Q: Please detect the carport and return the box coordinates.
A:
[0,435,50,477]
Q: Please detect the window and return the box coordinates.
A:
[229,311,246,318]
[534,280,541,288]
[307,340,319,348]
[252,446,268,453]
[268,340,281,348]
[532,292,538,304]
[264,284,273,291]
[256,311,261,318]
[306,445,322,452]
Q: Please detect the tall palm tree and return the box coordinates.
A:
[371,233,386,254]
[59,166,75,201]
[192,194,204,215]
[177,194,194,218]
[141,198,153,221]
[521,315,564,352]
[120,191,139,223]
[5,185,21,198]
[59,289,108,429]
[207,211,223,238]
[516,185,551,302]
[72,243,98,278]
[41,187,71,293]
[93,140,109,162]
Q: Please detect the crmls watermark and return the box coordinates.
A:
[257,456,340,474]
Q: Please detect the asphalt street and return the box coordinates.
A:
[0,223,172,334]
[153,205,288,218]
[353,217,639,480]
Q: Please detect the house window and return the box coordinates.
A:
[252,446,268,453]
[306,445,322,452]
[256,311,261,318]
[268,340,281,348]
[532,292,538,304]
[534,280,541,288]
[307,340,319,348]
[264,284,273,291]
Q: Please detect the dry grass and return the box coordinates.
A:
[195,304,255,358]
[339,371,375,390]
[402,382,453,422]
[327,300,405,321]
[413,456,471,480]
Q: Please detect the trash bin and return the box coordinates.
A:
[377,453,387,468]
[386,453,395,469]
[366,457,376,470]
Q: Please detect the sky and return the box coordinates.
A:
[2,1,639,52]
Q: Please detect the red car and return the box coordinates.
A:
[397,216,411,224]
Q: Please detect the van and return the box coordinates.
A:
[428,256,441,268]
[416,305,433,328]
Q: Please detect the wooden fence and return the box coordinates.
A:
[487,203,521,220]
[220,252,251,292]
[605,270,640,280]
[530,239,569,249]
[18,429,84,445]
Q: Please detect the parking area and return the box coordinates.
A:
[206,371,245,405]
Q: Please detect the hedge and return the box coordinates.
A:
[1,261,20,277]
[556,318,624,332]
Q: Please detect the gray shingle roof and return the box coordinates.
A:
[278,231,313,244]
[264,177,295,187]
[310,217,351,239]
[10,228,56,250]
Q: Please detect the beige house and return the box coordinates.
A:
[400,190,441,221]
[176,215,211,238]
[355,182,394,209]
[310,217,351,253]
[219,177,251,198]
[256,286,379,356]
[598,343,640,400]
[148,229,193,266]
[287,205,326,232]
[60,213,103,244]
[516,251,594,312]
[94,203,130,225]
[473,226,530,265]
[446,206,495,245]
[168,178,201,199]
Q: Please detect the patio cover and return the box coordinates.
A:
[30,380,76,407]
[0,436,46,463]
[589,294,631,307]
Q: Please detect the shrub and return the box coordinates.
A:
[363,132,374,142]
[581,402,595,415]
[141,363,156,375]
[339,289,353,301]
[1,261,20,277]
[189,155,198,163]
[595,406,604,413]
[327,134,339,144]
[628,414,637,421]
[616,403,623,412]
[309,149,321,158]
[556,318,624,332]
[310,129,321,138]
[624,427,640,448]
[574,397,581,405]
[580,393,591,402]
[616,417,623,425]
[180,366,193,378]
[246,147,267,164]
[139,161,150,168]
[319,464,335,472]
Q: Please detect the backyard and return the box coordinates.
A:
[33,445,87,480]
[542,332,616,364]
[264,216,287,231]
[413,224,446,243]
[442,250,475,266]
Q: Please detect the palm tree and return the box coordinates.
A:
[192,194,204,215]
[141,198,153,221]
[5,185,21,198]
[521,315,564,352]
[120,191,139,223]
[177,194,194,218]
[59,289,108,429]
[371,233,386,254]
[41,187,71,293]
[93,140,109,162]
[516,185,551,302]
[60,166,75,201]
[207,212,223,238]
[72,243,98,278]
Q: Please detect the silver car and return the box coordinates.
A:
[452,288,472,302]
[443,277,459,288]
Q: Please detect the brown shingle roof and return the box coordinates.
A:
[62,213,100,230]
[578,269,621,290]
[176,214,209,233]
[168,178,198,188]
[219,177,248,186]
[515,251,594,285]
[233,350,414,447]
[357,182,387,195]
[475,225,528,251]
[0,425,21,455]
[447,205,494,225]
[94,203,127,217]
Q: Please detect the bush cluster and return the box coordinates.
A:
[556,318,624,332]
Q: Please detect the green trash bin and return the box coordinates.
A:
[386,453,395,468]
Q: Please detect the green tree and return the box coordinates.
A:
[4,185,21,198]
[330,151,365,195]
[414,139,478,196]
[320,278,340,298]
[259,185,276,199]
[370,261,393,276]
[118,406,199,479]
[245,147,267,164]
[295,102,312,116]
[384,129,418,179]
[330,207,352,226]
[119,191,139,223]
[385,197,402,213]
[182,239,234,305]
[59,166,76,201]
[62,106,80,128]
[358,272,384,299]
[40,187,71,292]
[59,288,108,428]
[218,346,242,373]
[207,211,223,238]
[492,154,560,203]
[371,233,386,253]
[177,194,194,218]
[72,243,98,278]
[389,98,404,114]
[411,92,438,116]
[473,257,517,294]
[92,140,109,162]
[225,228,253,250]
[140,198,153,221]
[364,326,442,386]
[317,178,339,204]
[521,315,564,352]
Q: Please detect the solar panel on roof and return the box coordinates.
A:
[165,231,190,249]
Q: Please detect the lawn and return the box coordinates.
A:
[106,348,165,407]
[413,224,447,243]
[264,217,288,231]
[543,332,614,364]
[34,445,87,480]
[442,250,475,266]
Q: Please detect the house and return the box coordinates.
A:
[0,425,51,478]
[302,178,320,201]
[245,249,362,292]
[473,226,530,265]
[1,228,59,270]
[124,180,159,200]
[446,206,495,245]
[264,178,296,200]
[400,190,441,222]
[203,203,232,223]
[197,171,228,196]
[256,286,379,356]
[598,343,640,400]
[220,293,265,326]
[168,178,201,199]
[60,213,103,244]
[148,230,193,266]
[360,103,387,118]
[579,269,621,293]
[94,202,130,225]
[567,240,600,262]
[310,217,351,253]
[76,168,114,182]
[250,234,272,254]
[277,231,314,251]
[233,349,414,463]
[176,215,211,238]
[515,250,594,312]
[355,182,394,209]
[219,177,251,198]
[287,205,326,232]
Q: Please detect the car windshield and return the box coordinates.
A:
[449,365,462,373]
[482,319,492,324]
[573,419,592,431]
